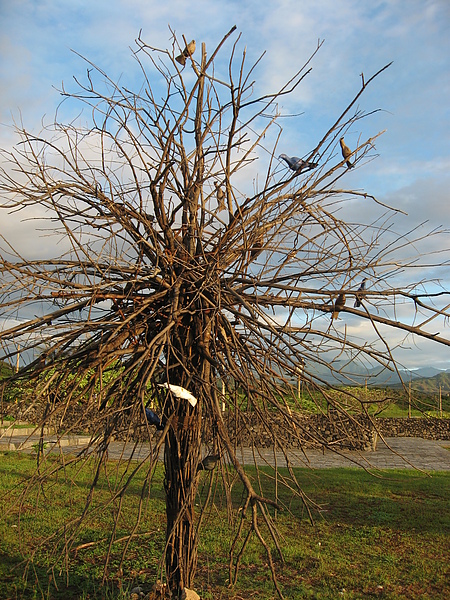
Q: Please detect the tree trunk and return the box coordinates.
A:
[163,391,202,595]
[163,311,213,595]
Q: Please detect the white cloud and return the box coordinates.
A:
[0,0,448,369]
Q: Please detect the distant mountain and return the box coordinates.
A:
[0,360,13,379]
[408,371,450,395]
[304,361,450,389]
[409,367,445,380]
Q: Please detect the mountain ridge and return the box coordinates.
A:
[304,363,450,392]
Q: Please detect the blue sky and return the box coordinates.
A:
[0,0,449,369]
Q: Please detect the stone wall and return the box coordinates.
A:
[3,402,449,449]
[224,412,449,451]
[376,417,450,440]
[225,411,378,451]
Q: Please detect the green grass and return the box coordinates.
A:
[0,453,449,599]
[373,404,422,418]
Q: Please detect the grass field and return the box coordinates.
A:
[0,452,449,599]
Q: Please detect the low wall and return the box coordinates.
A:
[224,411,377,451]
[225,412,449,451]
[3,403,449,450]
[376,417,450,440]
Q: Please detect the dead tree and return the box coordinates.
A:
[0,27,449,598]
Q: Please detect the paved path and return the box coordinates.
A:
[1,429,449,471]
[233,437,450,471]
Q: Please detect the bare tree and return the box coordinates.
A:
[0,27,449,598]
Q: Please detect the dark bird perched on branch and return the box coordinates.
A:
[339,137,354,168]
[197,454,220,472]
[279,154,318,174]
[354,278,367,308]
[175,40,196,66]
[250,234,265,260]
[214,181,226,211]
[145,408,165,431]
[332,292,346,320]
